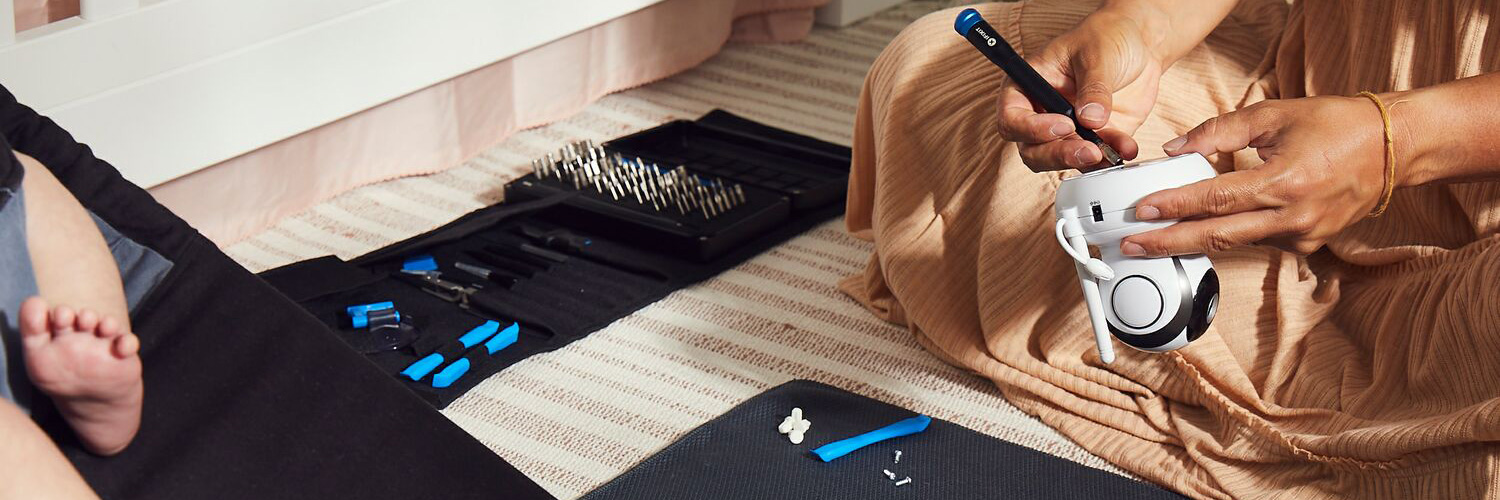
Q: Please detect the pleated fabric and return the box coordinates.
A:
[842,0,1500,498]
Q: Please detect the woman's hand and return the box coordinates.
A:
[996,9,1160,171]
[997,0,1237,172]
[1120,96,1396,257]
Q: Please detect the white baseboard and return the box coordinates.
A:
[0,0,664,187]
[814,0,905,27]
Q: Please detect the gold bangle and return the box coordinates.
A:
[1357,91,1396,218]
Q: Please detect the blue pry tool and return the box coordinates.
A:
[347,301,399,328]
[402,255,439,272]
[400,320,502,382]
[811,415,932,462]
[431,358,470,388]
[483,322,520,354]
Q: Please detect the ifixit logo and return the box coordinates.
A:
[975,26,998,46]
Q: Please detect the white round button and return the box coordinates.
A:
[1111,275,1163,329]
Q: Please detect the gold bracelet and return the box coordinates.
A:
[1358,91,1396,218]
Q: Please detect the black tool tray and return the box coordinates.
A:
[504,110,849,261]
[261,111,851,408]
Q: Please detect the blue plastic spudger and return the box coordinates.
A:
[431,358,470,388]
[811,415,932,462]
[483,323,520,354]
[458,320,502,348]
[401,353,443,381]
[400,321,500,382]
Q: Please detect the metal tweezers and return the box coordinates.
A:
[398,270,479,307]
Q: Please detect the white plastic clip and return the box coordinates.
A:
[1055,218,1114,280]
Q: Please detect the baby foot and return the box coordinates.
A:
[19,297,143,456]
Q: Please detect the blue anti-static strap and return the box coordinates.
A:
[811,415,932,462]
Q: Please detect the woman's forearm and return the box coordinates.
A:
[1388,72,1500,187]
[1101,0,1239,66]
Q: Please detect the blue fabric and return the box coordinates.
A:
[0,184,37,411]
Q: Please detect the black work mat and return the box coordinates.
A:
[584,380,1185,499]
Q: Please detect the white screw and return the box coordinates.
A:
[895,477,912,486]
[894,450,902,463]
[883,469,896,480]
[778,407,811,444]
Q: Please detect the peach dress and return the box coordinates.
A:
[842,0,1500,498]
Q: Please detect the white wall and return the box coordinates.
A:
[0,0,664,187]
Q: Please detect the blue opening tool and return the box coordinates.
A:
[431,322,521,388]
[483,322,520,354]
[400,320,502,381]
[811,415,932,462]
[953,8,1124,166]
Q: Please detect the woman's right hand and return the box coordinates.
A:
[996,5,1176,172]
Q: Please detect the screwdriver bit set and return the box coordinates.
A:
[530,140,749,220]
[506,112,850,261]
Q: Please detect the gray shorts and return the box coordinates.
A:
[0,176,173,412]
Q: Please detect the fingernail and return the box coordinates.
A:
[1121,241,1145,257]
[1136,205,1160,220]
[1049,122,1073,138]
[1072,147,1096,167]
[1163,136,1187,152]
[1080,103,1106,123]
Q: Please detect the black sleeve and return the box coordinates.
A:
[0,128,19,196]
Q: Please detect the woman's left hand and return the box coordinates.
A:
[1120,95,1397,257]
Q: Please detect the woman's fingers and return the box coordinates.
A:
[1069,48,1126,130]
[1121,210,1283,257]
[998,90,1077,144]
[1019,138,1104,170]
[1164,103,1281,157]
[1136,166,1281,220]
[1095,127,1140,164]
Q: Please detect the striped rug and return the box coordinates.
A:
[226,2,1128,497]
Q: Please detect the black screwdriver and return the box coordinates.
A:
[954,8,1124,166]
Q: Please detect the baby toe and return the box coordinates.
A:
[19,297,51,340]
[97,317,124,338]
[76,309,100,335]
[112,333,140,359]
[49,307,77,336]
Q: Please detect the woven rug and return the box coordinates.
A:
[225,2,1127,497]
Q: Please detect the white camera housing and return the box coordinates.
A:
[1053,154,1220,363]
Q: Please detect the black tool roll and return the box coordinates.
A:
[261,111,851,408]
[584,380,1186,499]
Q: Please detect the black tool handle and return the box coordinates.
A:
[956,10,1106,146]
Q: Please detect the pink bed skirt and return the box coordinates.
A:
[124,0,828,245]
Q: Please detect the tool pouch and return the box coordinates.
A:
[260,111,851,407]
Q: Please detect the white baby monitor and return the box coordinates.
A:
[1054,153,1220,363]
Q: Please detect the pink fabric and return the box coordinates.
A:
[14,0,77,31]
[147,0,829,245]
